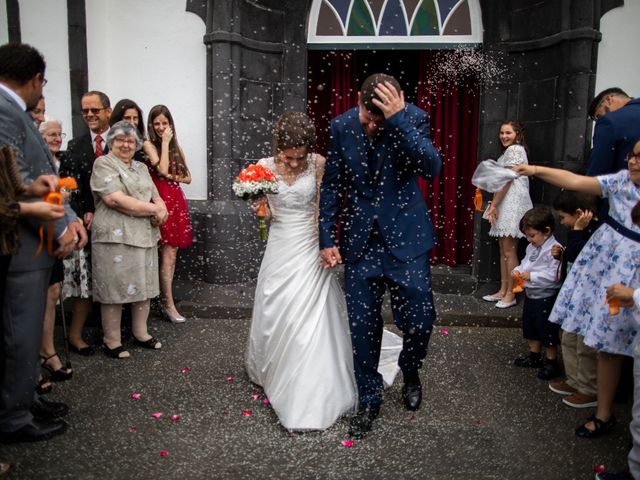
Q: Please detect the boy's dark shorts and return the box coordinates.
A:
[522,295,560,347]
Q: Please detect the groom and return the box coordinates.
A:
[319,73,442,438]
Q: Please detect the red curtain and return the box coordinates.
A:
[307,50,479,266]
[417,51,479,266]
[307,51,358,156]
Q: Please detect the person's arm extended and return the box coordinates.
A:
[512,164,602,197]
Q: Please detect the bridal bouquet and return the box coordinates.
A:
[232,164,278,241]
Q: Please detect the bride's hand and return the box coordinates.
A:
[250,197,271,219]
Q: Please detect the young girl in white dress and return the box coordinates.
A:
[483,120,533,308]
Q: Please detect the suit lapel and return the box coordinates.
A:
[0,90,56,171]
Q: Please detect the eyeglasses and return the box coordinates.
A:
[81,107,107,116]
[112,138,136,146]
[626,151,640,163]
[38,74,48,86]
[44,132,66,139]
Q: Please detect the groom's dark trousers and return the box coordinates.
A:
[345,224,435,407]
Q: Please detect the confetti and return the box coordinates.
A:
[171,415,181,423]
[423,47,511,95]
[440,328,449,335]
[160,450,169,457]
[180,367,190,374]
[242,410,252,416]
[130,393,141,400]
[226,375,234,382]
[151,412,164,419]
[262,398,270,405]
[128,426,137,433]
[251,392,261,400]
[341,440,354,448]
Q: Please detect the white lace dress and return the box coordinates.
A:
[245,154,358,431]
[489,144,533,238]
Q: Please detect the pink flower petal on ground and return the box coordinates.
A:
[128,426,137,433]
[226,375,234,382]
[130,393,141,399]
[160,450,169,457]
[341,440,354,448]
[171,415,181,423]
[439,328,449,335]
[262,398,270,405]
[242,410,252,416]
[251,392,261,400]
[594,465,606,474]
[151,412,164,419]
[180,367,190,374]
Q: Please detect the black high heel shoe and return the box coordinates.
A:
[40,353,73,381]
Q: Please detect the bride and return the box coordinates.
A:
[245,112,399,431]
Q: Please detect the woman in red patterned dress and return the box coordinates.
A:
[143,105,192,323]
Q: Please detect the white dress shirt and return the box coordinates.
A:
[513,235,562,299]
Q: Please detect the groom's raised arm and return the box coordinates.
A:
[386,107,442,179]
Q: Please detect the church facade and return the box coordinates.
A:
[2,0,637,286]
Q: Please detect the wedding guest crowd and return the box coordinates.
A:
[0,43,194,447]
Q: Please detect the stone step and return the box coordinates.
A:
[174,269,523,328]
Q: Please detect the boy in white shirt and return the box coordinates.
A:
[512,207,563,380]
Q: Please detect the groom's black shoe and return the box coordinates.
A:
[348,404,380,439]
[402,377,422,411]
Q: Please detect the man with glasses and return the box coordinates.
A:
[0,42,86,443]
[587,87,640,176]
[67,91,112,231]
[63,91,112,355]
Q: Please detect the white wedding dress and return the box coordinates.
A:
[246,154,400,431]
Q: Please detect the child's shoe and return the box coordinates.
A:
[513,352,542,368]
[537,358,561,380]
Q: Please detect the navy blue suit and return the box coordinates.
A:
[587,97,640,176]
[319,104,442,407]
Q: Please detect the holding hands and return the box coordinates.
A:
[371,81,405,118]
[320,247,342,269]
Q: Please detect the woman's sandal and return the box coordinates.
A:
[103,344,130,359]
[575,414,616,438]
[133,337,162,350]
[36,376,53,395]
[40,353,73,381]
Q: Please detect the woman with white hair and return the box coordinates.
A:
[90,120,168,359]
[37,118,73,389]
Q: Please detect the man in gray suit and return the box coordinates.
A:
[0,43,87,443]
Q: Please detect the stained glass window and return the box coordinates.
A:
[308,0,482,48]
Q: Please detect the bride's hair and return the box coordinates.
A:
[273,112,316,155]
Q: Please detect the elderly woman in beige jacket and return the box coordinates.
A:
[90,120,168,359]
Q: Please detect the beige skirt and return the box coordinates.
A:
[91,242,159,304]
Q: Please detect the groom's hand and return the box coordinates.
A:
[320,247,342,269]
